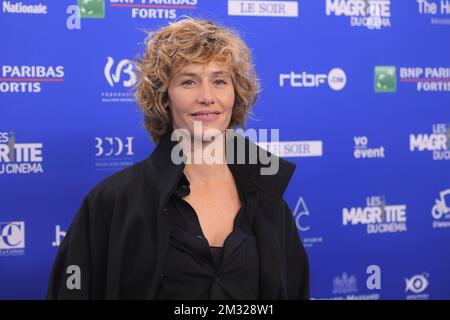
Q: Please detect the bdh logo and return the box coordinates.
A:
[109,0,198,19]
[0,221,25,256]
[279,68,346,91]
[405,273,430,300]
[325,0,391,29]
[342,196,407,234]
[410,123,450,160]
[353,136,385,159]
[432,189,450,228]
[95,136,134,170]
[0,65,64,93]
[228,0,299,18]
[0,132,44,175]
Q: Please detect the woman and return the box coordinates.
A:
[47,17,309,300]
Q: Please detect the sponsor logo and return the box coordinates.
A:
[110,0,198,19]
[313,266,381,300]
[279,68,347,91]
[410,123,450,160]
[52,225,67,247]
[292,196,324,248]
[79,0,105,18]
[353,136,385,159]
[432,189,450,228]
[257,140,323,158]
[101,57,136,103]
[95,136,135,170]
[417,0,450,25]
[0,132,44,175]
[375,66,450,93]
[405,273,430,300]
[343,196,407,234]
[2,0,47,14]
[325,0,391,29]
[0,65,64,93]
[374,66,396,93]
[0,221,25,256]
[228,0,299,17]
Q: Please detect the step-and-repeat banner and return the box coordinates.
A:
[1,0,450,299]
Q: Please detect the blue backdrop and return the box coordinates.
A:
[1,0,450,299]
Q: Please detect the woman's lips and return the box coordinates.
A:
[190,112,222,122]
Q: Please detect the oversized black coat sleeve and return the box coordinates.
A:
[46,189,111,299]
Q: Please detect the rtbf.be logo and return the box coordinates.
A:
[279,68,347,91]
[0,221,25,256]
[0,131,44,175]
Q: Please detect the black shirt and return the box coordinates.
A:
[154,166,260,300]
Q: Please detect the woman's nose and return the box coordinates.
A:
[196,83,215,105]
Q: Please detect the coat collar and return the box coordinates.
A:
[146,128,297,204]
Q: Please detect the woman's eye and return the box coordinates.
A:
[181,80,195,86]
[214,79,227,85]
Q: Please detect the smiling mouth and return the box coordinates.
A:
[190,111,221,116]
[189,111,222,121]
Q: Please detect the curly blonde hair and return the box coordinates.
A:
[134,17,260,143]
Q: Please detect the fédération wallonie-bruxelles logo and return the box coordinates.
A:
[342,195,407,234]
[0,131,44,175]
[101,56,136,103]
[0,221,25,256]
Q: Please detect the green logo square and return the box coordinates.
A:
[374,66,397,93]
[78,0,105,19]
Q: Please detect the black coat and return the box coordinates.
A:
[47,130,310,299]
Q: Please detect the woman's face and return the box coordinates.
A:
[167,60,235,141]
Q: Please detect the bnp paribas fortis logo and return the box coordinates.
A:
[78,0,105,18]
[374,66,397,93]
